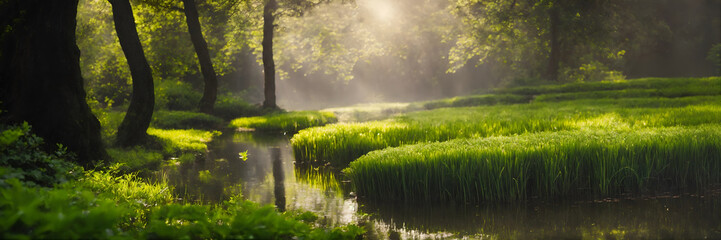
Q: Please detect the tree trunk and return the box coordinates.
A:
[546,4,561,81]
[0,0,107,167]
[182,0,218,114]
[262,0,278,109]
[109,0,155,147]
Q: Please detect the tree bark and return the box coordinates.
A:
[0,0,107,167]
[109,0,155,147]
[545,4,561,81]
[182,0,218,114]
[262,0,278,109]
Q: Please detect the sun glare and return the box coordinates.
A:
[362,0,397,22]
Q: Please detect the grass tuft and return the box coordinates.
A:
[229,111,337,133]
[345,125,721,203]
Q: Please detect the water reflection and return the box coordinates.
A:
[156,131,721,239]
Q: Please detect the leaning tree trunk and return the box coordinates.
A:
[109,0,155,147]
[0,0,107,167]
[545,4,561,81]
[262,0,278,109]
[182,0,218,114]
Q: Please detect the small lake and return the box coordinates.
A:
[156,131,721,239]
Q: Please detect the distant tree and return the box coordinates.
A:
[450,0,653,83]
[0,0,107,166]
[262,0,278,109]
[181,0,219,113]
[109,0,156,147]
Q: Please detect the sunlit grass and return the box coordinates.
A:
[344,125,721,203]
[419,94,531,110]
[534,85,721,102]
[229,111,337,133]
[323,102,417,122]
[151,110,224,130]
[147,128,220,155]
[494,77,721,96]
[292,97,721,166]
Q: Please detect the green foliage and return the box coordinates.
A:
[212,93,263,120]
[708,43,721,74]
[0,123,80,188]
[323,103,420,123]
[155,80,202,111]
[140,200,363,239]
[229,111,337,133]
[534,86,721,102]
[420,94,531,110]
[147,128,220,155]
[292,97,721,166]
[107,147,164,172]
[0,179,129,239]
[494,77,721,96]
[151,110,224,130]
[345,125,721,203]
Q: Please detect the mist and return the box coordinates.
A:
[228,0,719,110]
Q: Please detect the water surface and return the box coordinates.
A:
[157,131,721,239]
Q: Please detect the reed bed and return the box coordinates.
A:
[229,111,337,133]
[292,98,721,166]
[344,125,721,203]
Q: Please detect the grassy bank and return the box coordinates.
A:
[0,123,363,239]
[229,111,337,133]
[344,125,721,203]
[494,77,721,97]
[292,96,721,166]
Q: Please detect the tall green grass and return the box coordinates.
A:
[534,85,721,102]
[147,128,220,155]
[229,111,337,133]
[345,125,721,203]
[420,94,531,110]
[494,77,721,96]
[292,97,721,166]
[151,110,224,130]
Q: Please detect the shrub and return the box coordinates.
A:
[155,81,202,111]
[151,110,224,130]
[0,123,80,188]
[0,180,129,239]
[212,93,263,120]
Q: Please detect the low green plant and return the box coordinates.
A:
[0,123,80,188]
[345,125,721,203]
[151,110,224,130]
[155,80,202,111]
[292,98,721,166]
[0,179,129,239]
[534,85,721,102]
[147,128,220,155]
[212,93,264,120]
[323,102,419,122]
[107,147,164,172]
[420,94,531,110]
[494,77,721,96]
[230,111,337,133]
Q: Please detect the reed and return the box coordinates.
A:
[229,111,337,133]
[292,98,721,166]
[344,125,721,203]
